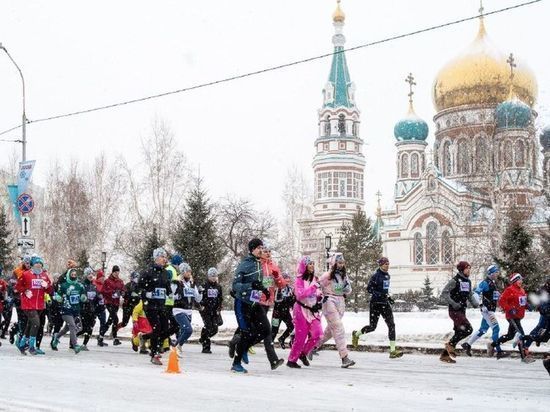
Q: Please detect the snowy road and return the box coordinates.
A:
[1,342,548,412]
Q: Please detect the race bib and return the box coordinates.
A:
[152,288,166,299]
[87,291,96,300]
[98,296,105,305]
[207,289,218,298]
[383,280,390,290]
[250,290,261,303]
[459,282,470,292]
[271,318,280,327]
[493,291,500,301]
[31,279,43,289]
[519,296,527,306]
[112,292,119,299]
[334,283,344,294]
[262,278,274,288]
[184,287,195,298]
[69,294,80,305]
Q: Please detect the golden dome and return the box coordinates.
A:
[433,18,538,112]
[333,0,345,23]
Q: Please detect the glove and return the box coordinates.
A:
[54,293,62,303]
[508,308,518,316]
[481,305,488,314]
[198,286,204,293]
[145,291,152,299]
[311,303,322,312]
[80,294,88,302]
[387,296,395,305]
[25,290,33,299]
[173,294,181,300]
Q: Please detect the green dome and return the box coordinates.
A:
[495,98,531,129]
[540,125,550,150]
[394,112,429,141]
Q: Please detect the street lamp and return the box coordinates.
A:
[324,234,332,271]
[101,251,107,273]
[0,43,27,161]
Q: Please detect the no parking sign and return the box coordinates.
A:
[17,193,35,214]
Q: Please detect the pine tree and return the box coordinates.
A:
[0,206,14,275]
[134,227,163,272]
[418,275,436,311]
[76,249,90,279]
[494,211,542,292]
[171,177,224,286]
[337,211,382,312]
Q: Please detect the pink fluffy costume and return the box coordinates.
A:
[288,256,323,363]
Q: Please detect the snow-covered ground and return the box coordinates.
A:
[1,341,548,412]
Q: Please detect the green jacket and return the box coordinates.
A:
[57,279,86,316]
[165,264,179,306]
[232,254,263,305]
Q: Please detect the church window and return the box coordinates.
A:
[475,137,489,173]
[515,140,525,167]
[443,141,452,176]
[457,140,470,174]
[338,114,346,135]
[426,222,439,265]
[352,122,358,137]
[411,153,420,178]
[401,153,409,178]
[503,141,513,168]
[414,233,423,265]
[441,230,453,264]
[324,116,331,136]
[339,179,346,197]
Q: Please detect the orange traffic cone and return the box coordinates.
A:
[165,348,181,374]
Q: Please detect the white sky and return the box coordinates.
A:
[1,0,549,219]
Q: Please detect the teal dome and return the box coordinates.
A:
[540,125,550,150]
[495,98,531,129]
[394,111,429,141]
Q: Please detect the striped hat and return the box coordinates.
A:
[509,273,523,284]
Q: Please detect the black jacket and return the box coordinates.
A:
[367,268,391,304]
[201,281,223,313]
[138,264,172,309]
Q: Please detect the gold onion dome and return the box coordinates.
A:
[333,0,345,23]
[432,19,537,112]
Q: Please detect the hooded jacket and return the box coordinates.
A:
[499,282,527,320]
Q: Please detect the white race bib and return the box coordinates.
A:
[31,279,43,289]
[152,288,166,299]
[383,280,390,290]
[250,290,261,303]
[519,296,527,306]
[184,287,195,298]
[87,291,96,300]
[207,289,218,298]
[69,294,80,305]
[493,291,500,301]
[459,282,470,292]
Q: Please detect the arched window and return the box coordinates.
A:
[352,122,358,137]
[443,141,452,176]
[414,233,423,265]
[426,222,439,264]
[515,140,525,167]
[401,153,409,178]
[324,115,331,136]
[441,230,453,264]
[338,114,346,135]
[457,140,470,174]
[475,137,488,173]
[411,153,419,178]
[504,141,513,167]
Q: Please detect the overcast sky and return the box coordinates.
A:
[1,0,548,219]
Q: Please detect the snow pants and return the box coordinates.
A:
[468,308,500,348]
[288,304,322,363]
[320,297,348,358]
[271,304,293,343]
[362,302,396,341]
[448,308,473,347]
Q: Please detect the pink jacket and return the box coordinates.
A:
[294,257,322,322]
[320,271,352,298]
[259,259,287,307]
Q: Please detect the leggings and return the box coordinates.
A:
[199,311,219,350]
[1,304,13,334]
[101,305,119,338]
[361,302,396,341]
[320,297,348,358]
[23,310,41,338]
[271,305,293,343]
[448,308,473,347]
[77,310,96,346]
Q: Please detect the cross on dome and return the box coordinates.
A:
[405,73,417,108]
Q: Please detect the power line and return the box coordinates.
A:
[0,0,542,138]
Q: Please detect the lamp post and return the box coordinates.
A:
[101,251,107,273]
[324,234,332,271]
[0,43,27,161]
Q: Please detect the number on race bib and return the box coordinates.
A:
[207,289,218,298]
[459,282,470,292]
[383,280,390,290]
[493,291,500,301]
[31,279,43,289]
[152,288,166,299]
[69,294,80,305]
[250,290,261,303]
[184,287,195,298]
[519,296,527,306]
[87,291,96,300]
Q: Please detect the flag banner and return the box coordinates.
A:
[17,160,36,195]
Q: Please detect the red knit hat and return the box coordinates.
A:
[456,261,471,272]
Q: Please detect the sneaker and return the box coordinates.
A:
[487,343,495,358]
[150,355,162,366]
[307,351,314,361]
[113,339,122,346]
[139,348,149,355]
[389,350,404,359]
[73,345,82,354]
[286,361,301,369]
[299,354,310,366]
[9,329,16,344]
[278,337,286,350]
[29,347,45,355]
[271,359,284,370]
[352,330,360,348]
[248,346,256,355]
[231,363,248,373]
[341,356,355,368]
[461,342,472,357]
[176,345,183,358]
[496,351,510,360]
[132,342,138,352]
[51,335,59,350]
[521,355,536,364]
[440,350,456,364]
[242,351,249,365]
[445,342,457,358]
[80,345,89,351]
[201,348,212,354]
[97,336,108,347]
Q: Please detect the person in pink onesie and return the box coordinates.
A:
[286,256,323,369]
[318,254,355,368]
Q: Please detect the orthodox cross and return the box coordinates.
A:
[405,73,416,106]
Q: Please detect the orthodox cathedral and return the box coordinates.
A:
[299,1,550,292]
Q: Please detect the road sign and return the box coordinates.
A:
[17,193,34,214]
[17,238,35,249]
[21,216,31,237]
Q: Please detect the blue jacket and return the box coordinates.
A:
[474,278,499,312]
[232,254,263,305]
[367,268,391,304]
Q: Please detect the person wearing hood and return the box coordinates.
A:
[51,268,87,353]
[118,271,141,330]
[138,247,172,365]
[93,269,108,347]
[318,254,355,368]
[286,256,323,369]
[171,262,202,357]
[496,273,533,363]
[439,261,479,363]
[15,255,52,355]
[100,265,125,346]
[77,267,99,350]
[199,267,223,354]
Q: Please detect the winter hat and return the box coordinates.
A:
[248,238,264,253]
[456,261,471,272]
[22,254,32,265]
[486,265,500,277]
[130,271,140,280]
[83,267,94,277]
[152,247,167,260]
[30,256,44,267]
[297,256,313,276]
[282,271,291,280]
[378,257,389,266]
[207,267,219,278]
[112,265,120,273]
[171,255,184,266]
[178,262,191,274]
[509,273,523,284]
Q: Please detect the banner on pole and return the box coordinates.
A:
[17,160,36,195]
[7,184,21,222]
